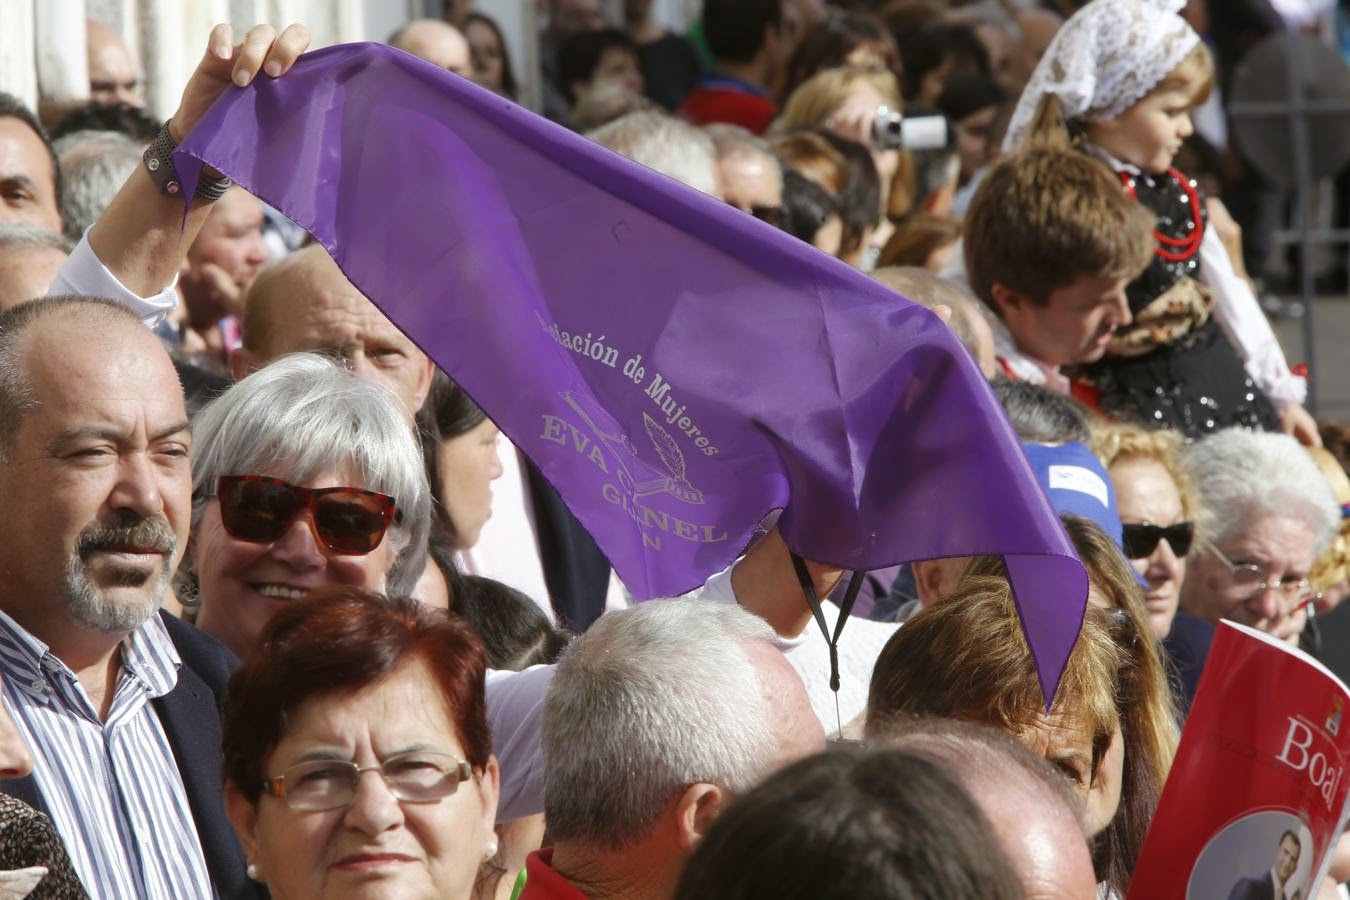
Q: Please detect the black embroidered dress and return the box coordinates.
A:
[1075,168,1280,437]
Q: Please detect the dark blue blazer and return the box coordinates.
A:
[1226,872,1277,900]
[0,612,262,900]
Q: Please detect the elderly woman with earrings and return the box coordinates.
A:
[1180,428,1340,654]
[220,587,499,899]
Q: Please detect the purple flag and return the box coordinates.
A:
[175,43,1087,705]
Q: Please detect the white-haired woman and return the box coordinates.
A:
[1180,428,1340,649]
[183,352,433,660]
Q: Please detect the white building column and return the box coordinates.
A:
[35,0,88,113]
[0,0,39,111]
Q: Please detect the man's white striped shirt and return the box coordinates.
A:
[0,610,214,899]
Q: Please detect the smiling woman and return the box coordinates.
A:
[181,352,432,659]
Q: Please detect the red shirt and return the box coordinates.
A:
[679,75,776,134]
[518,849,589,900]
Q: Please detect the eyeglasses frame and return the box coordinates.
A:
[1207,541,1317,615]
[261,751,476,812]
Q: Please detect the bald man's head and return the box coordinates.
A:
[884,720,1099,900]
[234,245,434,419]
[86,20,143,108]
[388,19,471,76]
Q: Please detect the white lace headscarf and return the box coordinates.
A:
[1003,0,1200,152]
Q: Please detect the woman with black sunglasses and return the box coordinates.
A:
[1093,422,1213,716]
[1092,423,1202,643]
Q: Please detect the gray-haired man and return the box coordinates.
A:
[522,599,823,900]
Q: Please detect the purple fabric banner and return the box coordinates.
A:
[175,43,1087,705]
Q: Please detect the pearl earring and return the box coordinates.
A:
[246,864,260,881]
[483,838,499,861]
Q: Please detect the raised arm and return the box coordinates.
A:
[730,526,845,639]
[82,24,309,299]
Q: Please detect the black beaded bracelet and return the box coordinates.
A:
[142,122,232,202]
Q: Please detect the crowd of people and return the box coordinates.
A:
[0,0,1348,897]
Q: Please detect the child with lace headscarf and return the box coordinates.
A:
[1003,0,1316,442]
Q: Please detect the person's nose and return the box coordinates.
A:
[1147,539,1181,584]
[1110,291,1132,328]
[1178,112,1194,140]
[268,512,328,571]
[245,233,268,267]
[1248,584,1282,622]
[108,453,166,522]
[343,768,404,836]
[0,689,34,780]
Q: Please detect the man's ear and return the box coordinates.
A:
[223,785,261,875]
[672,782,725,851]
[412,355,436,415]
[229,347,262,382]
[988,281,1026,318]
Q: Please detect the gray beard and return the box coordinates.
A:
[62,547,173,634]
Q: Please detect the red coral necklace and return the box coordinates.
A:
[1119,168,1204,263]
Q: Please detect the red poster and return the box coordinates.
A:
[1129,621,1350,899]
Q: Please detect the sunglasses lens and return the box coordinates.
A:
[314,492,392,553]
[1122,524,1159,559]
[220,478,301,543]
[1168,522,1194,558]
[1122,523,1194,559]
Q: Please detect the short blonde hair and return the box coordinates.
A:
[776,65,902,132]
[1308,446,1350,594]
[1146,41,1214,109]
[1092,422,1208,541]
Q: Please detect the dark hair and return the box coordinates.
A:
[816,131,881,257]
[991,378,1091,444]
[416,370,488,542]
[49,100,162,143]
[0,92,63,229]
[936,74,1006,124]
[558,28,639,102]
[779,169,839,246]
[703,0,783,65]
[674,745,1025,900]
[465,13,519,100]
[221,587,491,802]
[778,10,901,105]
[171,355,231,420]
[453,574,570,670]
[896,21,990,102]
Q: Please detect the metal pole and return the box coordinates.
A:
[1286,31,1319,415]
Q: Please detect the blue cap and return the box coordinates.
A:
[1023,441,1148,587]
